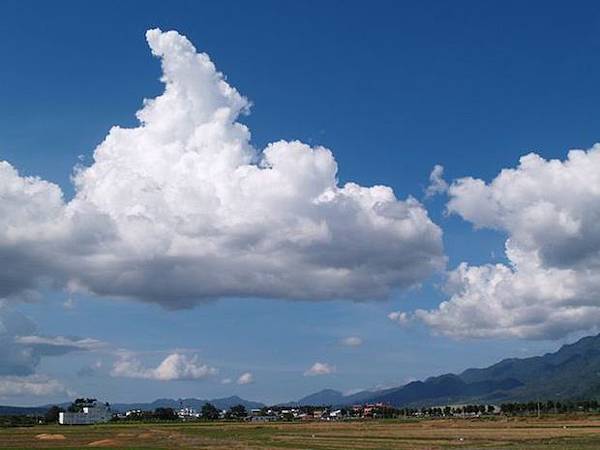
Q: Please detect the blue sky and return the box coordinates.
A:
[2,0,600,405]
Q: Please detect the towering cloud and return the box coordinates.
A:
[0,162,68,302]
[416,148,600,339]
[0,29,444,307]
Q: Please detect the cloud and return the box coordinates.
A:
[76,360,103,378]
[340,336,363,347]
[0,375,69,397]
[304,362,336,376]
[220,377,232,384]
[0,162,68,303]
[0,303,100,400]
[63,298,76,309]
[14,335,105,355]
[0,28,444,308]
[111,352,217,381]
[236,372,254,385]
[0,302,102,376]
[0,304,37,376]
[416,147,600,339]
[388,311,410,325]
[425,164,448,197]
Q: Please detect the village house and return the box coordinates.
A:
[59,400,112,425]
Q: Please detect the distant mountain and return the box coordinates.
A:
[456,333,600,402]
[0,405,48,416]
[294,389,345,406]
[295,333,600,408]
[291,389,378,407]
[111,395,264,412]
[367,374,523,407]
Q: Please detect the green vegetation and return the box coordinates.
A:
[0,415,41,428]
[200,402,219,420]
[66,398,98,413]
[500,400,600,415]
[224,404,247,419]
[44,406,64,424]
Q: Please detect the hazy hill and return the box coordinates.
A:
[291,389,376,407]
[111,395,264,412]
[0,405,48,416]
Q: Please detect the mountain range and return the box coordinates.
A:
[293,333,600,407]
[110,396,264,412]
[4,333,600,415]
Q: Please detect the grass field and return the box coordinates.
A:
[3,416,600,449]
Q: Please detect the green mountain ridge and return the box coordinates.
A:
[295,333,600,407]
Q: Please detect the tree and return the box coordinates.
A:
[154,407,177,421]
[281,411,294,421]
[227,404,247,420]
[67,398,97,412]
[201,403,220,420]
[44,406,64,423]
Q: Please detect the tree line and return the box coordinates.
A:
[500,400,600,415]
[121,403,248,422]
[8,399,600,427]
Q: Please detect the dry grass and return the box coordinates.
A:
[2,416,600,449]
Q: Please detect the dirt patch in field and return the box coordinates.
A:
[35,433,66,440]
[116,432,135,437]
[87,439,119,447]
[137,432,156,439]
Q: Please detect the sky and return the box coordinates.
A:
[2,0,600,406]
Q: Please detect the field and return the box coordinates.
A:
[3,416,600,449]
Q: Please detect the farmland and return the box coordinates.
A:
[3,416,600,449]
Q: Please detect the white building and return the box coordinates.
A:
[177,407,200,420]
[125,409,142,417]
[59,401,112,425]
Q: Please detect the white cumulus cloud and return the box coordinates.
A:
[236,372,254,385]
[416,147,600,339]
[0,28,444,308]
[425,164,448,197]
[304,362,336,376]
[388,311,411,325]
[111,352,217,381]
[0,162,68,302]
